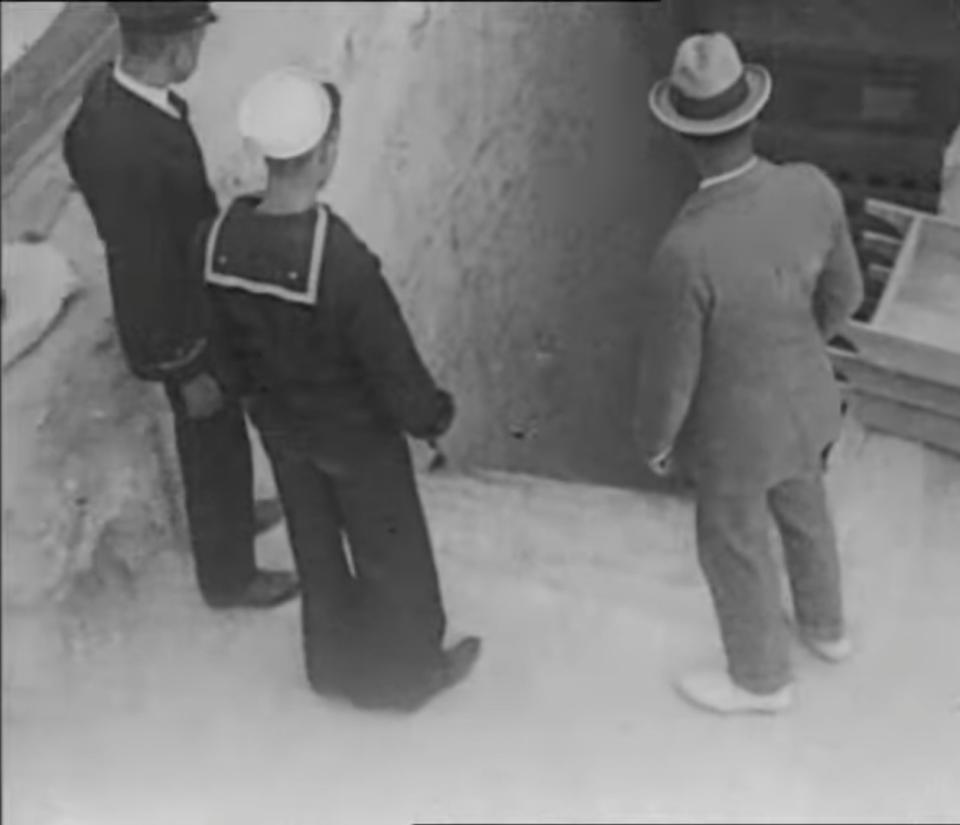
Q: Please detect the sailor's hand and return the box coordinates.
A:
[181,372,224,420]
[424,389,455,440]
[648,447,676,479]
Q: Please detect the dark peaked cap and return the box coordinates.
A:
[109,2,218,35]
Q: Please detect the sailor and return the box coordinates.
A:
[195,68,481,711]
[63,2,297,611]
[637,33,864,714]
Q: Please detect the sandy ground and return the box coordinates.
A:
[2,3,960,824]
[3,421,960,825]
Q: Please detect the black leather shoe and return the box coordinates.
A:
[352,636,483,713]
[253,498,285,536]
[205,569,300,610]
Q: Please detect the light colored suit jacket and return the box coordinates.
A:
[941,123,960,221]
[634,159,864,491]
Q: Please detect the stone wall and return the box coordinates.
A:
[187,0,693,487]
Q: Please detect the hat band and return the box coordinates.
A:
[669,72,750,121]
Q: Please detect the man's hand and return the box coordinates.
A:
[423,389,455,441]
[181,372,224,420]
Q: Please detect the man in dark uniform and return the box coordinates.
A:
[196,67,481,711]
[62,2,298,610]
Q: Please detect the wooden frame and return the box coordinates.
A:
[828,199,960,455]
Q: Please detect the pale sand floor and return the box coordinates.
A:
[3,418,959,825]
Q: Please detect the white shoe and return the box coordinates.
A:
[800,633,853,664]
[676,669,794,715]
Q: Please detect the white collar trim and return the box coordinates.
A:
[113,63,181,120]
[699,156,758,191]
[204,205,330,307]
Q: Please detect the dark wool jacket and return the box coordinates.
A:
[195,195,453,461]
[63,62,217,383]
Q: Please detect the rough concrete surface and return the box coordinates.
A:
[3,420,960,824]
[1,194,185,699]
[0,1,63,72]
[1,241,79,369]
[2,2,960,824]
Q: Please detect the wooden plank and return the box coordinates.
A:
[866,263,892,289]
[841,321,960,389]
[882,305,960,355]
[881,216,960,353]
[871,213,922,327]
[861,230,901,264]
[829,348,960,417]
[679,1,960,64]
[867,262,892,281]
[846,205,960,374]
[848,391,960,456]
[758,126,944,204]
[864,198,922,235]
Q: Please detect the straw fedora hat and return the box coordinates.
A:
[649,32,772,136]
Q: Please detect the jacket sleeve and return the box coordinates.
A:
[633,243,709,462]
[101,162,212,384]
[340,242,454,440]
[812,175,864,340]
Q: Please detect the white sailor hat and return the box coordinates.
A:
[238,67,334,160]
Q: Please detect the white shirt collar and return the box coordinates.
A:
[699,156,758,191]
[113,62,181,120]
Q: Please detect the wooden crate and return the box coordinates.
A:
[671,0,960,216]
[829,200,960,455]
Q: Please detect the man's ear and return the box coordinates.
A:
[319,130,338,165]
[315,140,329,168]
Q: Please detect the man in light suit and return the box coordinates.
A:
[636,33,864,714]
[941,122,960,221]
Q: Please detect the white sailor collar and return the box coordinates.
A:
[204,200,330,307]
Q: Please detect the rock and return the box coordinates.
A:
[1,605,68,707]
[1,239,80,371]
[1,239,183,697]
[398,1,431,45]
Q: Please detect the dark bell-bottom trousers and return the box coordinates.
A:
[263,433,447,703]
[165,385,258,599]
[695,467,845,694]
